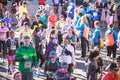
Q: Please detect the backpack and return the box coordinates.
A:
[83,23,89,40]
[47,60,60,68]
[106,32,114,46]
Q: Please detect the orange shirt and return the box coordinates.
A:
[102,72,119,80]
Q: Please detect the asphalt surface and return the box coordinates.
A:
[0,0,120,80]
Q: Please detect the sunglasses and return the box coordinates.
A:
[113,69,119,72]
[64,40,68,42]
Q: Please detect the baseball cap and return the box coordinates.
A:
[61,62,68,68]
[109,62,118,70]
[49,51,56,57]
[12,69,21,79]
[24,36,30,39]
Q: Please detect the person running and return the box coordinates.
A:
[48,10,57,29]
[67,27,78,50]
[106,0,116,25]
[18,1,28,19]
[5,31,19,74]
[87,50,99,80]
[52,0,59,14]
[3,11,12,30]
[31,15,42,30]
[61,17,74,34]
[55,15,66,45]
[17,12,30,28]
[76,15,89,58]
[56,35,76,74]
[102,62,119,80]
[33,27,45,76]
[19,22,33,45]
[0,20,9,62]
[44,51,60,80]
[15,36,37,80]
[39,10,47,29]
[105,23,118,61]
[55,62,77,80]
[92,21,102,50]
[66,1,75,19]
[44,30,57,60]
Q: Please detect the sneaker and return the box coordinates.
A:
[2,58,5,63]
[33,71,39,77]
[39,72,44,76]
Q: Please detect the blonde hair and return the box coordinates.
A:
[94,21,100,27]
[74,8,79,16]
[81,16,88,23]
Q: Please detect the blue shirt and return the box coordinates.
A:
[92,26,102,46]
[88,10,102,21]
[67,5,75,18]
[76,22,89,37]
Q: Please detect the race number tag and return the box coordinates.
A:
[24,61,31,68]
[10,46,16,50]
[93,12,97,16]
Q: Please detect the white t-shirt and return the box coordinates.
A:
[56,44,76,65]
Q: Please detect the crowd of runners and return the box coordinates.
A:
[0,0,120,80]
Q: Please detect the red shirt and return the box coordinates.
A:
[102,72,119,80]
[38,0,46,4]
[48,15,57,28]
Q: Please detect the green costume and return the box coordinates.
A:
[15,45,37,72]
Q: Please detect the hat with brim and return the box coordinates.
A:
[61,62,68,68]
[109,62,118,70]
[24,36,30,39]
[49,51,56,57]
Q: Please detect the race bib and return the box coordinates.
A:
[10,45,16,50]
[93,12,97,16]
[0,34,5,40]
[24,61,31,68]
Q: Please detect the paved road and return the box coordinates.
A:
[0,0,120,80]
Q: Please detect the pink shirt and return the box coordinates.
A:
[0,26,9,41]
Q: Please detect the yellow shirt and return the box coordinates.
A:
[20,28,33,42]
[56,21,65,29]
[18,6,28,18]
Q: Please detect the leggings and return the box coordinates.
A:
[21,72,33,80]
[36,51,45,67]
[107,44,117,58]
[0,41,6,58]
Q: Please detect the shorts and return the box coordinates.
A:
[7,55,15,61]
